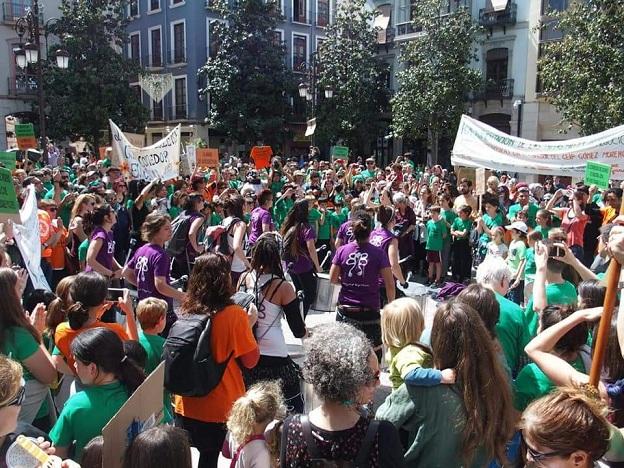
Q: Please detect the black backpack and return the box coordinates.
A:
[204,217,241,257]
[163,313,232,397]
[165,212,194,257]
[280,415,380,468]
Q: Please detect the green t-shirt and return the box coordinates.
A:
[494,293,526,377]
[425,219,445,252]
[308,208,322,234]
[523,280,578,346]
[78,239,90,263]
[210,212,223,227]
[387,344,433,390]
[524,247,536,280]
[451,217,472,239]
[273,197,294,228]
[44,188,71,227]
[169,205,182,219]
[514,355,587,411]
[50,381,129,458]
[317,211,331,240]
[480,212,504,243]
[270,180,285,197]
[2,327,39,381]
[533,225,551,240]
[229,179,242,191]
[360,169,377,180]
[507,239,527,278]
[440,209,457,244]
[138,331,165,375]
[508,203,539,227]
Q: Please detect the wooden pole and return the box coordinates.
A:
[589,202,624,387]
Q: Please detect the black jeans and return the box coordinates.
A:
[451,239,472,282]
[174,414,227,468]
[290,270,317,317]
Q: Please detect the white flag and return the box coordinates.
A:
[110,120,181,181]
[14,185,50,291]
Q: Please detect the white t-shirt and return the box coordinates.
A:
[224,433,272,468]
[486,241,508,260]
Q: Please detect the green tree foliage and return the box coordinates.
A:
[42,0,148,149]
[199,0,293,147]
[391,0,481,163]
[539,1,624,135]
[314,0,389,154]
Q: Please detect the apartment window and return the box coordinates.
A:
[208,21,222,58]
[129,0,139,16]
[317,0,329,26]
[540,19,564,42]
[130,84,142,99]
[150,0,160,11]
[129,33,140,63]
[150,27,162,66]
[271,30,283,47]
[542,0,568,14]
[174,77,187,119]
[293,0,306,23]
[152,100,164,120]
[486,48,508,83]
[171,0,184,4]
[292,34,307,70]
[172,21,186,63]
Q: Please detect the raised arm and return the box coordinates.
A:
[533,241,549,312]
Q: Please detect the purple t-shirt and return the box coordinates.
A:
[286,224,316,274]
[337,221,355,245]
[85,227,115,272]
[369,227,395,287]
[248,207,273,245]
[127,243,173,309]
[332,242,390,309]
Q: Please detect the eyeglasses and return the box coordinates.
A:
[47,207,58,211]
[522,432,569,464]
[4,386,25,408]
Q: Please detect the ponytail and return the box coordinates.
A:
[67,301,89,330]
[71,328,146,397]
[352,212,372,243]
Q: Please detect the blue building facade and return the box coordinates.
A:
[125,0,335,152]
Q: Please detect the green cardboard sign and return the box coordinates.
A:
[0,152,16,170]
[331,146,349,160]
[14,123,34,137]
[584,161,611,189]
[0,168,19,215]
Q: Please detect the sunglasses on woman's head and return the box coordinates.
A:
[3,385,25,408]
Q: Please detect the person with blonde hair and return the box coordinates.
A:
[222,381,286,467]
[381,298,440,390]
[519,386,624,467]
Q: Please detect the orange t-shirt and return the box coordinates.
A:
[54,321,129,372]
[173,305,258,423]
[48,223,68,270]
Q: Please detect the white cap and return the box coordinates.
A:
[505,221,528,234]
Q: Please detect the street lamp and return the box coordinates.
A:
[295,54,334,146]
[324,85,334,99]
[13,2,69,164]
[513,98,524,138]
[298,82,309,99]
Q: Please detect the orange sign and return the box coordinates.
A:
[17,136,37,151]
[196,148,219,168]
[250,146,273,169]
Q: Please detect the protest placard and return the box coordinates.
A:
[0,168,19,216]
[0,151,17,170]
[331,146,349,161]
[196,148,219,168]
[15,123,36,151]
[250,146,273,169]
[110,120,180,181]
[475,167,491,195]
[102,363,165,468]
[584,161,612,189]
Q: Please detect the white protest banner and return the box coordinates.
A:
[110,120,180,181]
[452,115,624,178]
[13,185,50,291]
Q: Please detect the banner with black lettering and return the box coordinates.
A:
[109,120,180,181]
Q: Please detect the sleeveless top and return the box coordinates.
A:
[244,272,288,357]
[224,216,247,273]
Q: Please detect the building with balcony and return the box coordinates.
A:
[124,0,336,153]
[1,0,61,150]
[369,0,576,167]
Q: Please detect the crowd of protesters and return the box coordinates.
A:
[4,144,624,467]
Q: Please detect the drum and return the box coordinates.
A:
[311,273,340,313]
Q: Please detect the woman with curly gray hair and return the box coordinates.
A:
[279,322,404,467]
